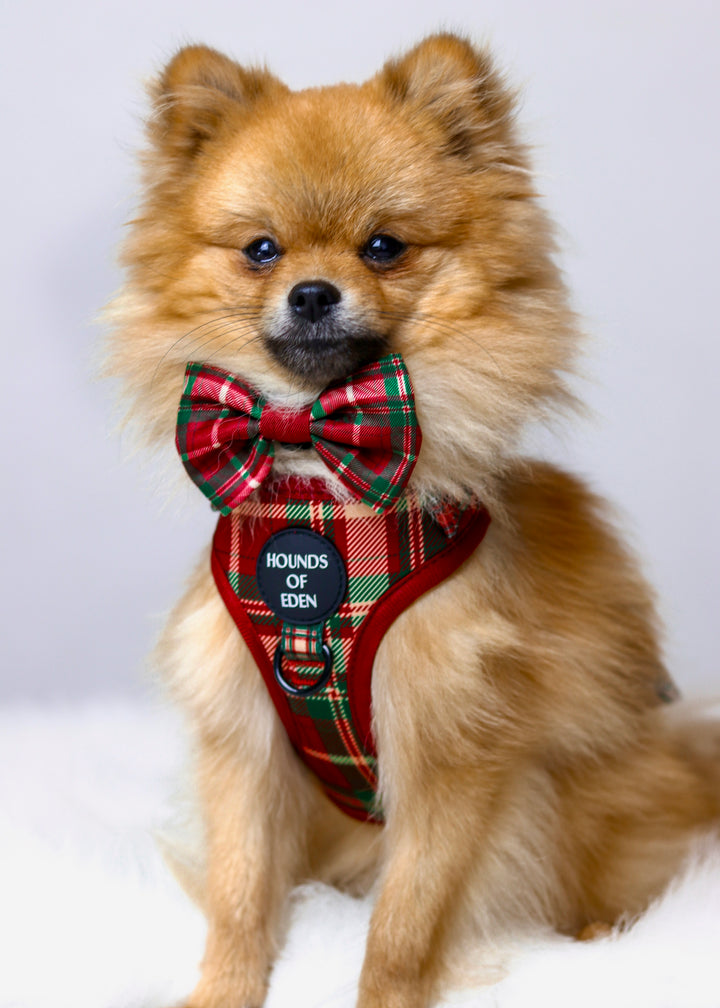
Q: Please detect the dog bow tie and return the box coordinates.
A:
[175,354,422,514]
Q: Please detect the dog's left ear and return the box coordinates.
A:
[378,33,524,168]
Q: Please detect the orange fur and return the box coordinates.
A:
[107,33,720,1008]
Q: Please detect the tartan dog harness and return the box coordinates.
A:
[210,478,490,821]
[176,355,490,820]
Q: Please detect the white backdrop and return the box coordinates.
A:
[1,0,718,700]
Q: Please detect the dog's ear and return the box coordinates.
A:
[378,34,524,167]
[150,46,286,165]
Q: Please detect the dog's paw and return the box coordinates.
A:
[576,920,614,942]
[357,972,431,1008]
[181,1001,263,1008]
[179,972,267,1008]
[180,997,263,1008]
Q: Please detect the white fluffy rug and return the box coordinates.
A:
[2,700,719,1008]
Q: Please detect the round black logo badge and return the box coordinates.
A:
[256,527,347,626]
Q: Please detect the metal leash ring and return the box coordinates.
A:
[273,642,334,697]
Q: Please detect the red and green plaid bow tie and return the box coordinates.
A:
[175,354,422,515]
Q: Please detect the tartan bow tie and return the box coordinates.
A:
[175,354,422,515]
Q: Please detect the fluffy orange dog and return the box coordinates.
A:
[108,33,720,1008]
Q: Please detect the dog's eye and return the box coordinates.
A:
[243,237,281,265]
[362,234,407,264]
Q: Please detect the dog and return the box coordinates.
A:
[107,33,720,1008]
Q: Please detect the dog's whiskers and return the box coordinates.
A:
[150,307,262,388]
[377,309,506,379]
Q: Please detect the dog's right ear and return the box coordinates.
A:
[150,46,286,166]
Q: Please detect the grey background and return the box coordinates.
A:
[1,0,718,701]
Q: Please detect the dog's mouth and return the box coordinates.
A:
[264,319,388,386]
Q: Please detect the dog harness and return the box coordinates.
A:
[211,477,490,821]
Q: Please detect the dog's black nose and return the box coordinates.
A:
[288,281,341,323]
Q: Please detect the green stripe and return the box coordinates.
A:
[347,572,390,603]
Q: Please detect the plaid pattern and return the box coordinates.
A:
[211,477,489,821]
[175,363,271,512]
[176,355,421,516]
[281,623,324,661]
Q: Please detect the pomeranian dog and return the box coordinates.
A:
[107,33,720,1008]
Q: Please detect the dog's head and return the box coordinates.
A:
[108,34,577,503]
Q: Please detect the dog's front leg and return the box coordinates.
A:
[355,764,498,1008]
[356,605,521,1008]
[159,562,310,1008]
[186,725,309,1008]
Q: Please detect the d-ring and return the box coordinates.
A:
[273,642,334,697]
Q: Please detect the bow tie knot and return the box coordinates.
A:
[259,403,312,444]
[176,354,422,514]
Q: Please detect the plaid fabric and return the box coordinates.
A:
[175,355,421,515]
[211,477,490,821]
[281,623,324,661]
